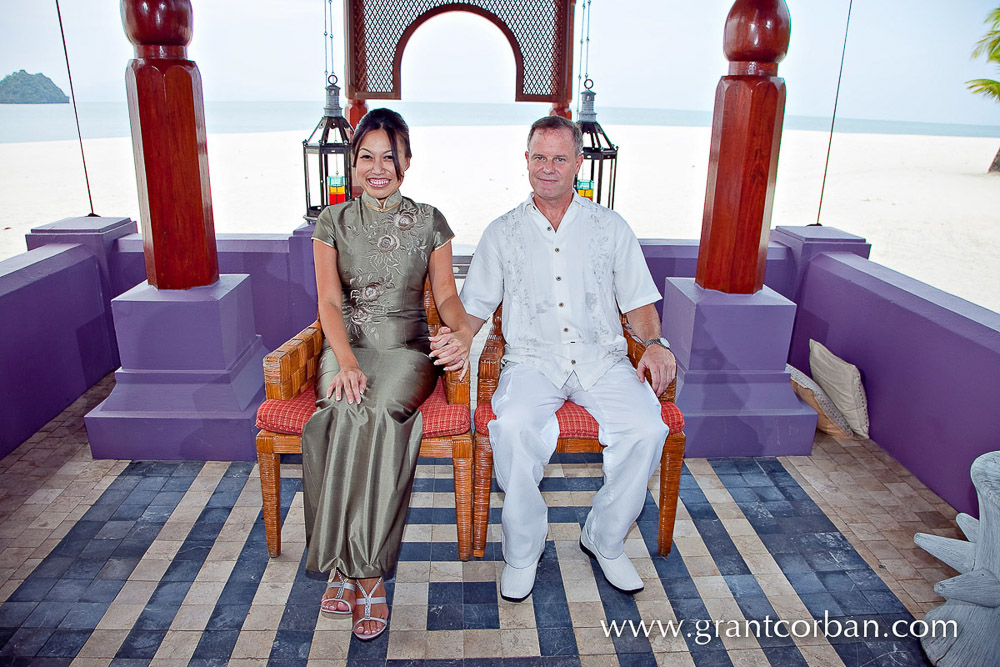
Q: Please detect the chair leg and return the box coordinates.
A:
[657,431,686,556]
[451,433,474,561]
[256,431,283,558]
[472,431,493,558]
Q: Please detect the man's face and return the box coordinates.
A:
[525,128,584,204]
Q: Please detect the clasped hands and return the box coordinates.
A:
[428,326,472,380]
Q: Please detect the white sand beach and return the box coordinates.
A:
[2,124,999,312]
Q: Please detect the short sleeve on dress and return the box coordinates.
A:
[430,207,455,250]
[312,206,338,249]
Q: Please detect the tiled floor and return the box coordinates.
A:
[0,377,962,666]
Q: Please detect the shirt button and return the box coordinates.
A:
[556,276,561,281]
[563,327,568,332]
[546,226,552,231]
[571,360,576,365]
[558,302,564,307]
[554,247,560,253]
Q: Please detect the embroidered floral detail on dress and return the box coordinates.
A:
[344,275,396,340]
[393,209,417,231]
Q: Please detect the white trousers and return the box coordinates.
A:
[489,359,668,567]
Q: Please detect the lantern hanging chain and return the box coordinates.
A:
[816,0,853,226]
[55,0,95,217]
[576,0,591,116]
[327,0,336,82]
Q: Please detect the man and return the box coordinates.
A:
[442,115,676,600]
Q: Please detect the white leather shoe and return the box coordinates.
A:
[580,526,643,593]
[500,560,539,601]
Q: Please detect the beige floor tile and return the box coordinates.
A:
[465,628,503,658]
[426,629,464,658]
[95,604,146,630]
[170,604,215,631]
[230,630,277,660]
[308,630,352,661]
[76,629,130,658]
[153,629,202,662]
[500,627,541,657]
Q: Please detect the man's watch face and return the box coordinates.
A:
[647,337,670,349]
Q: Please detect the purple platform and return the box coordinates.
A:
[1,245,113,458]
[790,253,1000,514]
[663,278,817,457]
[25,216,138,367]
[85,275,267,461]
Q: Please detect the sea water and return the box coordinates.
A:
[2,100,999,144]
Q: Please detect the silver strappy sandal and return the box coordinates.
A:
[321,570,355,615]
[352,576,388,640]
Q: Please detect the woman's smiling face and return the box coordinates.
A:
[354,129,409,202]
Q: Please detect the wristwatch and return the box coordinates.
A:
[645,337,671,350]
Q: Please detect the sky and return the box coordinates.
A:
[0,0,998,126]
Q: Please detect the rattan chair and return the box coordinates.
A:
[254,281,473,560]
[472,306,686,558]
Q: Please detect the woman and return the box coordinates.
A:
[302,108,473,640]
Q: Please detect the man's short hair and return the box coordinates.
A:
[527,116,583,156]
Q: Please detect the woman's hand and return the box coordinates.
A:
[429,326,472,380]
[326,365,368,404]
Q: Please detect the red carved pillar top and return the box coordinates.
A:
[123,0,219,290]
[695,0,790,294]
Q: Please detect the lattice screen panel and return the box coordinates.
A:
[346,0,573,103]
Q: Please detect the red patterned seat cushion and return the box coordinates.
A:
[255,377,470,438]
[474,400,684,439]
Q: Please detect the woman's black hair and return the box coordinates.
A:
[351,108,412,179]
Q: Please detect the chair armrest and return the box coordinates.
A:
[262,321,324,400]
[444,368,471,406]
[622,315,677,403]
[476,331,505,406]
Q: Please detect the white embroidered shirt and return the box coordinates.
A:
[461,193,661,389]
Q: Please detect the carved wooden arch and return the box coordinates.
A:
[345,0,575,115]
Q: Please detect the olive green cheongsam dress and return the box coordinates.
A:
[303,190,453,577]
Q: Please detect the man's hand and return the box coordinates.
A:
[636,344,676,397]
[429,326,473,380]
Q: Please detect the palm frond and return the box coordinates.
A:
[971,8,1000,62]
[966,78,1000,103]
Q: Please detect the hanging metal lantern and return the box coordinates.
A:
[303,76,354,222]
[575,81,618,208]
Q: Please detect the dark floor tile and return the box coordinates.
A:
[0,627,53,657]
[133,604,178,631]
[62,559,105,580]
[80,539,122,560]
[661,577,700,599]
[27,558,73,580]
[0,603,37,627]
[147,581,192,607]
[97,558,140,581]
[463,582,496,605]
[35,629,91,658]
[57,603,108,630]
[783,571,826,595]
[428,583,463,606]
[536,627,578,656]
[426,603,463,631]
[115,629,167,659]
[160,559,203,583]
[6,579,56,603]
[80,579,126,604]
[462,603,500,630]
[864,590,909,614]
[533,602,572,629]
[799,592,844,619]
[21,603,70,629]
[205,604,250,631]
[191,630,240,660]
[269,630,314,661]
[615,652,657,667]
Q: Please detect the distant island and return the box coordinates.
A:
[0,70,69,104]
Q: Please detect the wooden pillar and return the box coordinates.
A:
[122,0,219,290]
[346,98,369,128]
[696,0,790,294]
